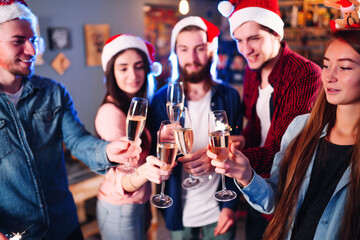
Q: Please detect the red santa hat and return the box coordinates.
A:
[101,34,162,76]
[218,0,284,40]
[0,0,36,24]
[336,0,355,12]
[170,16,220,55]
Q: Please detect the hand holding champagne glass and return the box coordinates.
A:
[116,97,148,175]
[166,80,184,123]
[208,110,237,202]
[174,107,203,190]
[150,120,178,208]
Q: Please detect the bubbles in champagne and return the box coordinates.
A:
[126,116,146,141]
[157,143,178,169]
[209,130,230,162]
[166,102,184,123]
[174,128,194,155]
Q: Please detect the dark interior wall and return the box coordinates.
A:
[27,0,220,134]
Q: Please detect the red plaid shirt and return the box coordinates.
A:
[241,43,321,177]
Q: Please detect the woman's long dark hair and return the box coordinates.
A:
[263,29,360,240]
[102,48,151,114]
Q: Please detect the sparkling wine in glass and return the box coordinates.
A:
[166,80,184,123]
[151,120,178,208]
[208,110,237,202]
[173,107,203,190]
[116,97,148,175]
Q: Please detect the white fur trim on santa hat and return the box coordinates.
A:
[0,2,36,24]
[229,7,284,40]
[341,4,355,12]
[101,35,162,77]
[170,16,209,54]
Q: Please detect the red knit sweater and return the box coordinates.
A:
[241,43,322,177]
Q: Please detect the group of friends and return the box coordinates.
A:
[0,0,359,240]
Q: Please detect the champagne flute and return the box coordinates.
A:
[150,120,178,208]
[116,97,148,175]
[208,110,237,202]
[166,80,184,123]
[173,107,204,190]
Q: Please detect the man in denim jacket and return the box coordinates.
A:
[0,1,141,239]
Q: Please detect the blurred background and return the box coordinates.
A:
[27,0,336,238]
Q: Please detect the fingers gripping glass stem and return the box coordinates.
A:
[208,110,237,202]
[173,107,203,190]
[116,97,148,175]
[151,120,178,208]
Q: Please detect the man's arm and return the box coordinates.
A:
[60,85,140,173]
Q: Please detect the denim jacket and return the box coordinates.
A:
[0,76,112,239]
[148,81,243,231]
[237,113,350,240]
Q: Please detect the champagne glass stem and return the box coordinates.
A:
[221,174,226,190]
[189,174,195,182]
[160,181,166,195]
[126,157,132,168]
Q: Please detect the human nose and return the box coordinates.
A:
[322,66,337,83]
[24,39,37,56]
[190,50,199,63]
[128,66,137,80]
[242,42,253,56]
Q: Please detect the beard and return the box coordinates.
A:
[1,56,35,77]
[178,57,212,84]
[12,65,34,77]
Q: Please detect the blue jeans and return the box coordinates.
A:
[170,222,236,240]
[96,199,146,240]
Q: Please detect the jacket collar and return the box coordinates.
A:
[21,75,45,97]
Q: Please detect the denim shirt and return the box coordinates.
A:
[0,76,112,239]
[237,113,350,240]
[148,81,243,231]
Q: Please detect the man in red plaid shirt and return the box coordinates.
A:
[218,0,322,239]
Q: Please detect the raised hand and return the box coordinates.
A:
[178,148,215,176]
[106,137,142,164]
[207,143,253,187]
[229,135,246,149]
[138,156,173,184]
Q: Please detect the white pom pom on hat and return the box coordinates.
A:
[101,34,162,76]
[218,0,284,40]
[218,1,234,18]
[150,62,162,77]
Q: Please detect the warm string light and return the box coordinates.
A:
[179,0,189,15]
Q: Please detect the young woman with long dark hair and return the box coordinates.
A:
[95,34,167,240]
[207,29,360,240]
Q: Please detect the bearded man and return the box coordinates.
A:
[148,16,243,240]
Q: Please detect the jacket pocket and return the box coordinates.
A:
[32,107,62,147]
[0,119,12,158]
